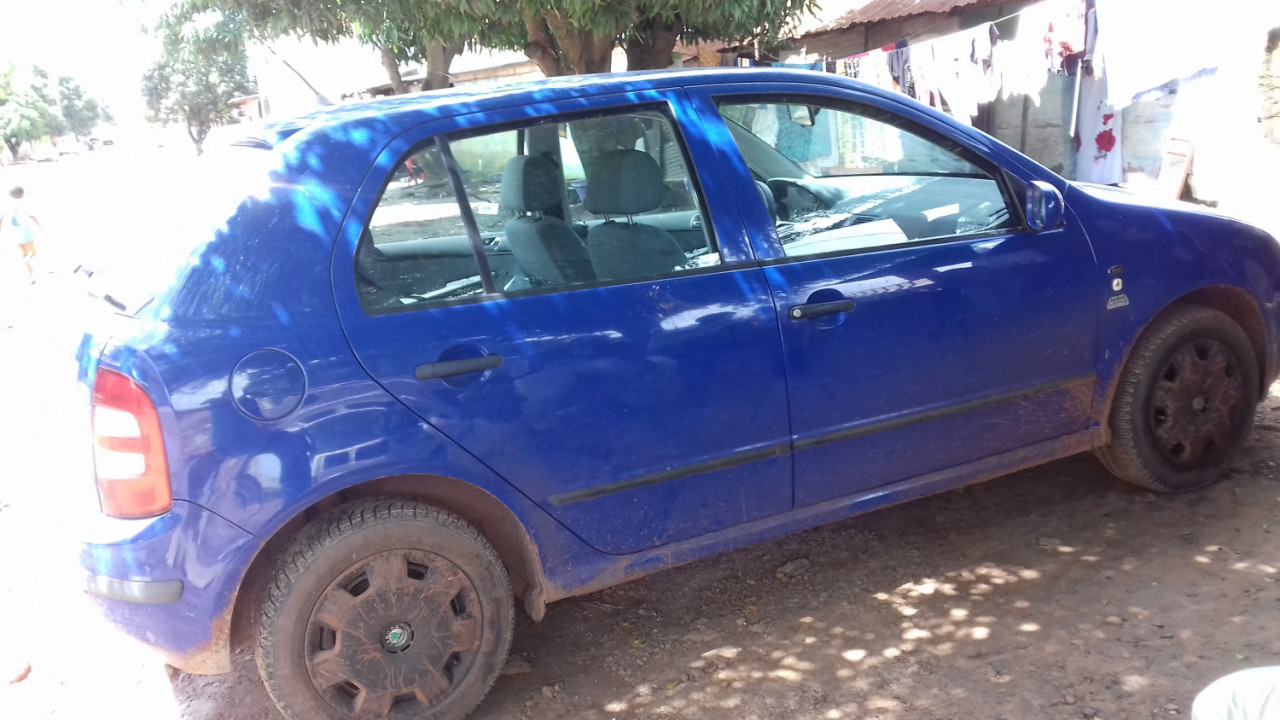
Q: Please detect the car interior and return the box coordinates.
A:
[353,102,1020,314]
[354,109,718,314]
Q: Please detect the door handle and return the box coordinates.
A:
[415,354,503,380]
[788,299,856,321]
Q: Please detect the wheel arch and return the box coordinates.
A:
[229,473,549,651]
[1099,284,1269,435]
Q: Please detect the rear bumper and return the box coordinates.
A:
[79,499,263,674]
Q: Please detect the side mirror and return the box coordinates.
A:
[789,105,817,127]
[1025,180,1065,231]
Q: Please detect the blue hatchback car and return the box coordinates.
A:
[78,69,1280,720]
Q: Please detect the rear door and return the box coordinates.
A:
[689,84,1102,507]
[333,90,793,555]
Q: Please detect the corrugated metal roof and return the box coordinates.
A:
[807,0,1003,34]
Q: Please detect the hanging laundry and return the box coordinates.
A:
[886,41,916,97]
[1074,0,1124,184]
[999,0,1058,102]
[972,22,1002,105]
[1045,0,1087,74]
[842,49,896,92]
[909,41,944,109]
[926,24,992,125]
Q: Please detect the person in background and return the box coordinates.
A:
[1193,667,1280,720]
[1,186,40,284]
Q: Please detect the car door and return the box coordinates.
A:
[333,90,793,555]
[688,85,1102,507]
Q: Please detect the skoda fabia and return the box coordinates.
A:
[77,69,1280,720]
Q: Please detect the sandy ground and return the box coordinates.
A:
[0,148,1278,720]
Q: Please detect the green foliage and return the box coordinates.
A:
[184,0,817,91]
[58,77,103,139]
[0,66,49,160]
[143,9,255,154]
[0,65,109,157]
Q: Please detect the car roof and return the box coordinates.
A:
[259,68,867,146]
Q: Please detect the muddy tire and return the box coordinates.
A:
[1098,305,1258,492]
[256,498,513,720]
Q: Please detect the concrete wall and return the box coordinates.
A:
[988,74,1076,175]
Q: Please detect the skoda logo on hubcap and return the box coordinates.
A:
[381,622,414,653]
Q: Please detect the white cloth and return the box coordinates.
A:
[1193,667,1280,720]
[1073,4,1123,184]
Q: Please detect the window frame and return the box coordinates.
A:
[354,101,730,316]
[711,93,1031,265]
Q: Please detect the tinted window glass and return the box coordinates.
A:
[452,108,718,291]
[355,107,720,314]
[719,101,1015,258]
[355,141,486,314]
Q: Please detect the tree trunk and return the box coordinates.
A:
[625,16,681,71]
[423,40,464,91]
[186,122,207,157]
[523,12,569,77]
[544,11,617,75]
[5,139,19,163]
[379,45,408,95]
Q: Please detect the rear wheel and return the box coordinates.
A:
[1098,305,1258,492]
[256,499,513,720]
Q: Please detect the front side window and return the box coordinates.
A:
[356,106,718,314]
[719,100,1016,258]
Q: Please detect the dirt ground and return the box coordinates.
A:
[0,152,1278,720]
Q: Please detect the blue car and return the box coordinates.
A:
[78,69,1280,720]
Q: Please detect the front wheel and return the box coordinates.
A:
[256,499,514,720]
[1098,305,1259,492]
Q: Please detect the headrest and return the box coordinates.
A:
[500,155,562,213]
[584,149,665,215]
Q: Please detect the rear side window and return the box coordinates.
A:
[354,106,717,315]
[355,140,487,312]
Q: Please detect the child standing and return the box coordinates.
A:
[2,186,40,283]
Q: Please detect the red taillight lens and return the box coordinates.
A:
[91,368,172,519]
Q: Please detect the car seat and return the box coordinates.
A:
[584,149,689,281]
[501,155,596,287]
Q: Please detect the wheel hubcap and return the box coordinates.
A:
[380,622,414,653]
[306,549,483,718]
[1149,339,1245,467]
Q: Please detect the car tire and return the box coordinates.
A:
[256,498,514,720]
[1098,305,1258,492]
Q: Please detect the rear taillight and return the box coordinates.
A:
[91,368,172,519]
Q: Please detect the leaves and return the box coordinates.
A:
[143,9,254,154]
[175,0,819,88]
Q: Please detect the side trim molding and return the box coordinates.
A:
[548,375,1096,507]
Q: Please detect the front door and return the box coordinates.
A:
[334,93,792,554]
[695,88,1101,506]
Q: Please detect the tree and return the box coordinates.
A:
[515,0,816,76]
[58,77,103,139]
[29,67,68,140]
[143,9,255,155]
[194,0,493,94]
[0,66,51,161]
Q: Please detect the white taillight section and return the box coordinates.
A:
[91,368,172,519]
[93,406,141,440]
